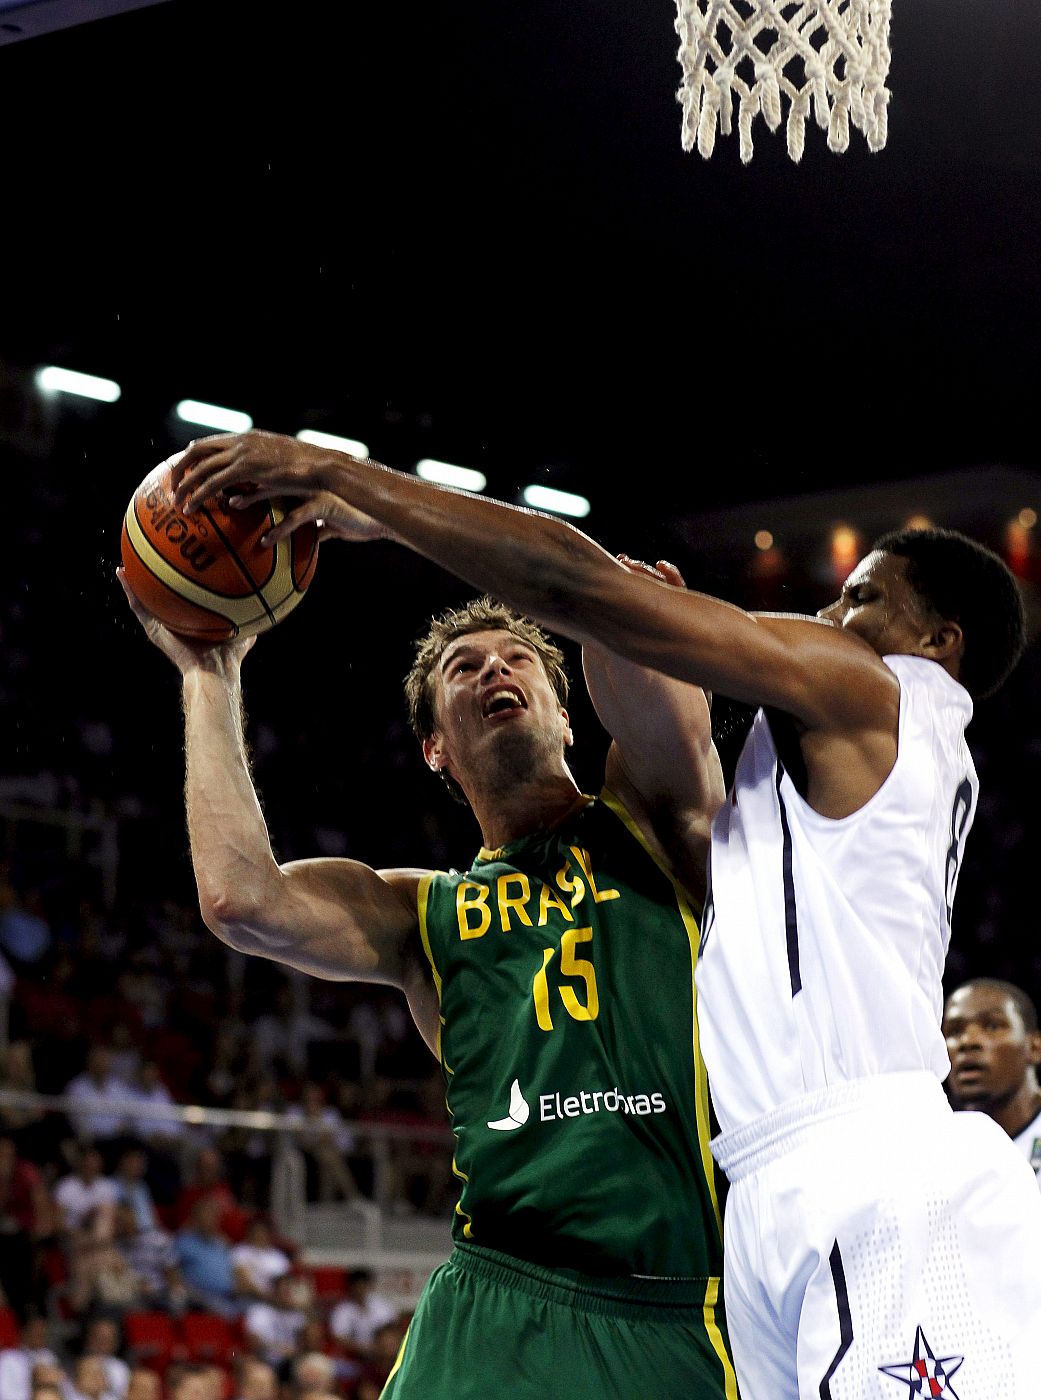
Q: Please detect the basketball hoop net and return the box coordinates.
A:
[674,0,893,163]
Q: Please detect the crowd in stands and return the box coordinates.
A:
[0,875,454,1397]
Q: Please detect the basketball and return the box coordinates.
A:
[120,455,319,641]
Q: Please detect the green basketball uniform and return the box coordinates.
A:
[386,790,737,1399]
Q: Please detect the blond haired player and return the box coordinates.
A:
[119,556,739,1399]
[171,428,1041,1399]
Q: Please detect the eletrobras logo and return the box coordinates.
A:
[487,1079,666,1132]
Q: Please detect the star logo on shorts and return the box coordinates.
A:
[879,1326,964,1398]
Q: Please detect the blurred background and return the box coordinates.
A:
[1,1,1041,1396]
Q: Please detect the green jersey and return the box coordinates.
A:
[418,789,725,1280]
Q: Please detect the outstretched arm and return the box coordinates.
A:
[119,572,438,1048]
[582,560,724,903]
[170,433,894,729]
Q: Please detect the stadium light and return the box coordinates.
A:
[174,400,253,433]
[416,459,487,492]
[35,365,121,403]
[522,484,591,519]
[296,429,370,457]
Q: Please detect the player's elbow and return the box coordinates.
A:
[197,885,269,954]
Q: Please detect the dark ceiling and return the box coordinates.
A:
[2,0,1040,529]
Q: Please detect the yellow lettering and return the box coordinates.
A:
[497,872,533,931]
[554,858,586,908]
[569,846,620,903]
[532,947,555,1032]
[559,927,599,1020]
[456,882,492,941]
[538,881,573,926]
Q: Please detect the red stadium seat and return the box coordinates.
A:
[124,1311,181,1369]
[306,1265,347,1300]
[181,1311,241,1364]
[0,1307,19,1348]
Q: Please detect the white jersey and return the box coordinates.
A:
[699,653,977,1136]
[1013,1105,1041,1182]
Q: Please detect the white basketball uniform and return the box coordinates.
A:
[1012,1105,1041,1183]
[699,655,1041,1399]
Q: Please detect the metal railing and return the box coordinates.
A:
[0,1087,455,1262]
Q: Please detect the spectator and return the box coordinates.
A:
[0,877,52,970]
[291,1351,337,1396]
[112,1147,158,1232]
[243,1273,308,1369]
[231,1357,277,1400]
[175,1195,238,1318]
[354,1321,405,1400]
[80,1318,130,1399]
[943,977,1041,1180]
[31,1386,64,1400]
[285,1083,359,1203]
[125,1061,183,1148]
[65,1355,118,1400]
[111,1202,187,1312]
[328,1270,397,1359]
[0,1316,59,1400]
[0,1042,54,1164]
[165,1366,214,1400]
[124,1371,161,1400]
[230,1218,291,1300]
[175,1146,242,1235]
[54,1146,118,1236]
[0,1134,53,1312]
[64,1047,132,1150]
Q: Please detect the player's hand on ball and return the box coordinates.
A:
[172,429,341,516]
[617,555,688,589]
[118,568,255,675]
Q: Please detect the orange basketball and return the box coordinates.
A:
[121,456,319,641]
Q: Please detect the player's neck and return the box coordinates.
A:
[471,770,584,851]
[987,1082,1041,1138]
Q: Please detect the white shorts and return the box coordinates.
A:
[713,1072,1041,1400]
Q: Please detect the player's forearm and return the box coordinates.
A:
[181,667,282,944]
[321,456,628,647]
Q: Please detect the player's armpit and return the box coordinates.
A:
[200,858,426,988]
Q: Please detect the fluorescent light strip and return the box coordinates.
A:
[175,400,253,433]
[522,484,591,518]
[35,365,121,403]
[296,429,369,457]
[416,459,487,492]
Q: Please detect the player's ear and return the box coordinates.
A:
[560,707,574,749]
[423,734,447,773]
[1028,1028,1041,1069]
[921,620,963,666]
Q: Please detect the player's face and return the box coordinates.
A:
[942,984,1041,1107]
[425,628,571,786]
[817,551,934,657]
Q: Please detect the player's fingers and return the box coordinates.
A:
[617,553,666,582]
[168,435,235,487]
[179,459,254,514]
[261,502,320,546]
[655,560,688,588]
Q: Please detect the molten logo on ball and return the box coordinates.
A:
[144,485,217,574]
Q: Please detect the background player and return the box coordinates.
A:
[119,565,738,1400]
[169,428,1041,1398]
[944,977,1041,1183]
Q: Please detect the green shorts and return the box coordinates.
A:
[381,1243,739,1400]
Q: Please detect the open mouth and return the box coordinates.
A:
[482,687,527,719]
[951,1062,987,1082]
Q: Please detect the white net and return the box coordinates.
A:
[674,0,893,163]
